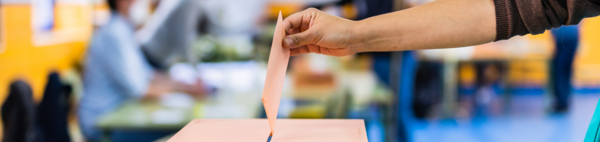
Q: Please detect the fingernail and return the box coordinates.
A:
[283,37,294,48]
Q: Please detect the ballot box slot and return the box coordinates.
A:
[266,134,273,142]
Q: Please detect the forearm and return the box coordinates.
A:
[145,73,204,98]
[353,0,496,52]
[144,74,174,98]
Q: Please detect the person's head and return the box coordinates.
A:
[107,0,136,18]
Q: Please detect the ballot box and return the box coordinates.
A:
[167,119,368,142]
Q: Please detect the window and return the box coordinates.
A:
[32,0,55,33]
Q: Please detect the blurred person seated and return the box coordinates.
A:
[474,62,504,116]
[457,62,505,118]
[79,0,204,141]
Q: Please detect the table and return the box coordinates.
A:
[96,92,264,141]
[96,100,197,130]
[99,61,393,141]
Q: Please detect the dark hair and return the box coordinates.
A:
[107,0,117,12]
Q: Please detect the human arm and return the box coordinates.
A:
[283,0,496,56]
[283,0,600,56]
[145,73,206,98]
[100,33,204,99]
[354,0,497,52]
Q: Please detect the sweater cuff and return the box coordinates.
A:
[493,0,528,41]
[494,0,509,41]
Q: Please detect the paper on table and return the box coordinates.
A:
[262,11,289,135]
[167,119,368,142]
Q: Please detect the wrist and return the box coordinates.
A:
[350,20,371,53]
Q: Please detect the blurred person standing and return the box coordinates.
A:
[353,0,421,141]
[79,0,203,141]
[550,25,580,113]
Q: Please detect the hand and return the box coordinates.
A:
[176,79,208,98]
[283,8,360,56]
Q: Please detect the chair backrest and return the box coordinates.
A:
[36,72,71,142]
[2,80,37,142]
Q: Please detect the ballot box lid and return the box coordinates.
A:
[167,119,368,142]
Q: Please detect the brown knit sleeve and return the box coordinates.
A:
[494,0,600,41]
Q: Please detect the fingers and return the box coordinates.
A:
[307,44,320,53]
[289,45,355,56]
[290,46,310,56]
[283,8,317,34]
[289,29,299,35]
[282,8,357,56]
[283,8,320,48]
[283,12,301,34]
[283,30,316,48]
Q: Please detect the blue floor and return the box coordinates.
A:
[413,94,599,142]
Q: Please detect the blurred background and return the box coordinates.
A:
[1,0,600,141]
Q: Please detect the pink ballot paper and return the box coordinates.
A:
[262,11,289,135]
[167,119,368,142]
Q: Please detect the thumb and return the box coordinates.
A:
[283,31,315,49]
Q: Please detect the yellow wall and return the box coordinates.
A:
[574,17,600,87]
[503,17,600,88]
[0,4,92,103]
